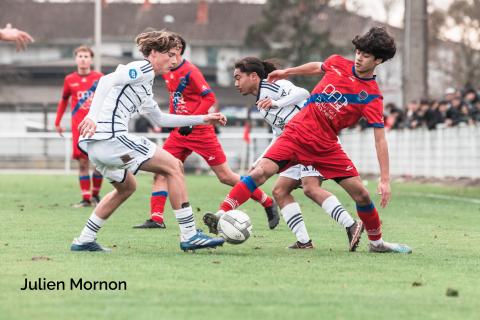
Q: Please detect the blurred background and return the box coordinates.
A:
[1,0,479,179]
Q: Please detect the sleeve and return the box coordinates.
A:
[54,78,71,126]
[320,54,340,72]
[362,96,385,128]
[190,68,216,115]
[272,80,310,109]
[140,99,206,128]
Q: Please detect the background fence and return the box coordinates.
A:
[1,126,479,178]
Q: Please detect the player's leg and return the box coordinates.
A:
[271,173,313,249]
[133,135,190,229]
[91,165,103,206]
[337,176,411,253]
[203,157,280,234]
[133,173,168,229]
[139,148,224,251]
[210,162,279,230]
[301,174,363,251]
[71,171,136,252]
[74,156,92,208]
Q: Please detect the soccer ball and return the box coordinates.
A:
[218,210,252,244]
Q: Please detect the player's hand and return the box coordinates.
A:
[55,125,65,137]
[78,118,96,138]
[203,113,227,126]
[0,24,34,51]
[377,180,391,208]
[178,126,193,136]
[267,69,288,83]
[256,98,276,110]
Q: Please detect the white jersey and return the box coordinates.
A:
[256,79,310,137]
[85,60,156,141]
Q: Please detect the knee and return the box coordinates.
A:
[166,159,184,176]
[120,180,136,199]
[302,184,315,199]
[218,173,236,186]
[352,188,371,205]
[153,173,167,184]
[250,168,268,186]
[272,185,287,202]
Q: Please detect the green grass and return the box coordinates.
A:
[1,174,479,320]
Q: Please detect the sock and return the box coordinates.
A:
[281,202,310,244]
[250,188,274,208]
[321,195,355,228]
[174,206,197,241]
[79,175,91,201]
[219,176,257,212]
[150,191,168,223]
[356,202,382,241]
[91,173,103,197]
[78,212,105,243]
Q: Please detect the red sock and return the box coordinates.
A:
[151,191,168,223]
[91,173,103,197]
[220,176,257,212]
[79,175,91,201]
[356,202,382,240]
[250,188,273,208]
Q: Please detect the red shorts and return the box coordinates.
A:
[72,131,88,160]
[162,128,226,166]
[263,133,359,180]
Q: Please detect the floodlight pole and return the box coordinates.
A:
[94,0,102,72]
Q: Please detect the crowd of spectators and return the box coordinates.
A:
[381,87,480,130]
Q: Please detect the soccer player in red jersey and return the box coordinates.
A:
[204,27,411,253]
[134,33,279,229]
[55,46,104,208]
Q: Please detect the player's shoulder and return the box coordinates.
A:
[260,79,281,93]
[324,54,352,67]
[119,60,154,80]
[90,71,104,78]
[64,72,78,81]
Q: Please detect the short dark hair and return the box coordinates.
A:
[234,57,279,79]
[352,27,396,62]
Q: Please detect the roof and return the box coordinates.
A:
[0,0,263,46]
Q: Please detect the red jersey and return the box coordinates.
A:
[55,71,103,128]
[286,55,384,145]
[162,60,216,134]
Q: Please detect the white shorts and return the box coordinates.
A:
[80,134,156,183]
[279,164,323,181]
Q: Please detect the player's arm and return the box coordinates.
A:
[258,81,310,110]
[0,23,34,51]
[267,62,323,82]
[79,67,129,137]
[141,99,226,128]
[54,79,71,137]
[373,127,391,208]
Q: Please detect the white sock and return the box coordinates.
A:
[281,202,310,244]
[370,238,384,246]
[215,210,225,218]
[321,195,355,228]
[174,206,197,241]
[78,212,105,243]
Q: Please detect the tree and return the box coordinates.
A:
[430,0,480,88]
[245,0,342,90]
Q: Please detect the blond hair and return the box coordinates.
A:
[135,30,179,57]
[74,45,94,58]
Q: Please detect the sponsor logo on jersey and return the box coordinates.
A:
[346,165,354,171]
[358,90,368,101]
[71,83,79,87]
[208,156,216,161]
[129,69,138,79]
[81,78,87,83]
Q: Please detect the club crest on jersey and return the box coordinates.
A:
[358,90,368,101]
[129,69,138,79]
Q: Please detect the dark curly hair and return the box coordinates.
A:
[352,27,396,62]
[234,57,279,79]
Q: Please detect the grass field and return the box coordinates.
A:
[1,173,479,320]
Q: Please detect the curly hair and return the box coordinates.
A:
[135,30,179,57]
[234,57,280,79]
[352,27,396,62]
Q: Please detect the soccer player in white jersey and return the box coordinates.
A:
[71,30,226,252]
[205,57,364,251]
